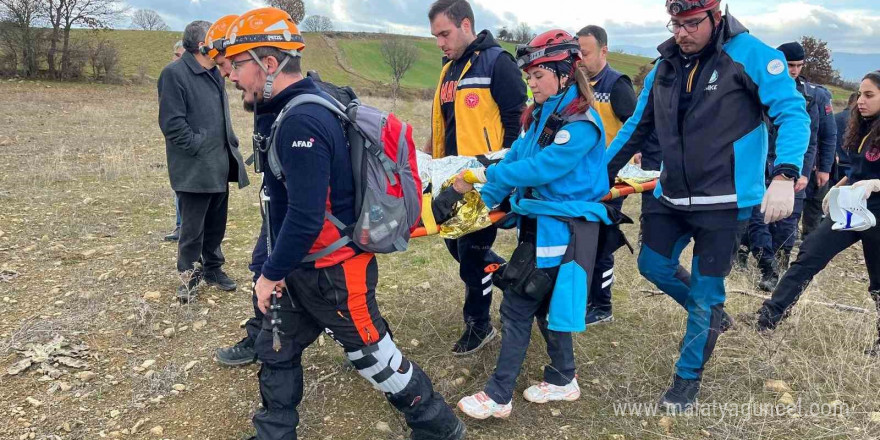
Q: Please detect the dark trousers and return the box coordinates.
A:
[801,177,830,238]
[638,204,749,379]
[246,290,264,342]
[176,191,228,273]
[484,266,576,404]
[252,254,458,440]
[762,216,880,325]
[587,197,624,313]
[747,198,804,273]
[445,225,505,328]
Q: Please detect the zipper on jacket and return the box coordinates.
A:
[668,61,694,205]
[483,127,493,152]
[680,55,720,206]
[686,59,700,93]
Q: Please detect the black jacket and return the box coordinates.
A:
[158,51,249,193]
[608,14,810,211]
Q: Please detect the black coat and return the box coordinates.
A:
[158,51,249,193]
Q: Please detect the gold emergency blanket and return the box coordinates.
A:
[437,175,493,239]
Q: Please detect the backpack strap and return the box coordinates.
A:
[301,212,353,263]
[265,93,355,264]
[267,94,350,184]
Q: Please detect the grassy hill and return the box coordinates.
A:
[73,29,651,94]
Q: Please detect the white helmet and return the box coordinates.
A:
[829,186,877,232]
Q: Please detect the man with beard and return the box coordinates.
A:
[224,7,465,439]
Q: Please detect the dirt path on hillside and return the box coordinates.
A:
[320,34,380,85]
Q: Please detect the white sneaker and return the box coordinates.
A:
[457,391,512,419]
[523,378,581,403]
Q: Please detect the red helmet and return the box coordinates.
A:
[515,29,581,71]
[666,0,720,17]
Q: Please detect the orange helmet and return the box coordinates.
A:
[223,7,305,59]
[202,14,238,59]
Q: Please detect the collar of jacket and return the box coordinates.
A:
[590,63,612,84]
[182,50,217,76]
[531,85,579,123]
[442,29,500,65]
[257,77,321,116]
[657,11,749,61]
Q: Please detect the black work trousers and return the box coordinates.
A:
[763,216,880,325]
[252,254,459,440]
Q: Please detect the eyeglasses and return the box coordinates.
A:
[667,15,710,34]
[231,58,258,71]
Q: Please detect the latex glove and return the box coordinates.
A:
[461,168,487,184]
[852,179,880,199]
[761,178,795,223]
[822,188,832,215]
[816,171,830,187]
[794,176,808,193]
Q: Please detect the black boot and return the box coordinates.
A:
[164,226,180,241]
[659,375,701,413]
[203,269,238,291]
[754,306,781,332]
[757,271,779,292]
[757,259,779,292]
[452,322,497,355]
[386,362,465,440]
[216,336,257,367]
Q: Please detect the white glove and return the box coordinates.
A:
[852,179,880,199]
[822,189,832,215]
[761,178,795,223]
[461,168,487,184]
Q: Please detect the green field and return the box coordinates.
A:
[72,29,652,92]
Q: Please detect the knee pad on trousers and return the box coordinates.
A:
[347,333,413,394]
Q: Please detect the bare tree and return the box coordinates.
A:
[130,8,167,31]
[300,14,332,33]
[44,0,127,78]
[0,0,43,76]
[268,0,305,24]
[512,22,532,44]
[800,35,837,85]
[380,37,418,101]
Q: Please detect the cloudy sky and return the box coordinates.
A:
[125,0,880,54]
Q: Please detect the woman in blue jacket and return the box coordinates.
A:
[453,29,611,419]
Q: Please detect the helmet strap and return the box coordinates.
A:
[248,48,300,100]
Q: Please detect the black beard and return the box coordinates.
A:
[240,89,265,113]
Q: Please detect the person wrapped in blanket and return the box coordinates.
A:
[448,29,613,419]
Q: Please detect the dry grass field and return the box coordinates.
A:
[1,78,879,440]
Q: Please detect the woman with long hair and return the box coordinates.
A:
[750,71,880,349]
[451,29,612,419]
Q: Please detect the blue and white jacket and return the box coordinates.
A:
[480,86,611,331]
[607,13,811,211]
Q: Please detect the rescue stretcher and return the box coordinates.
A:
[411,178,658,238]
